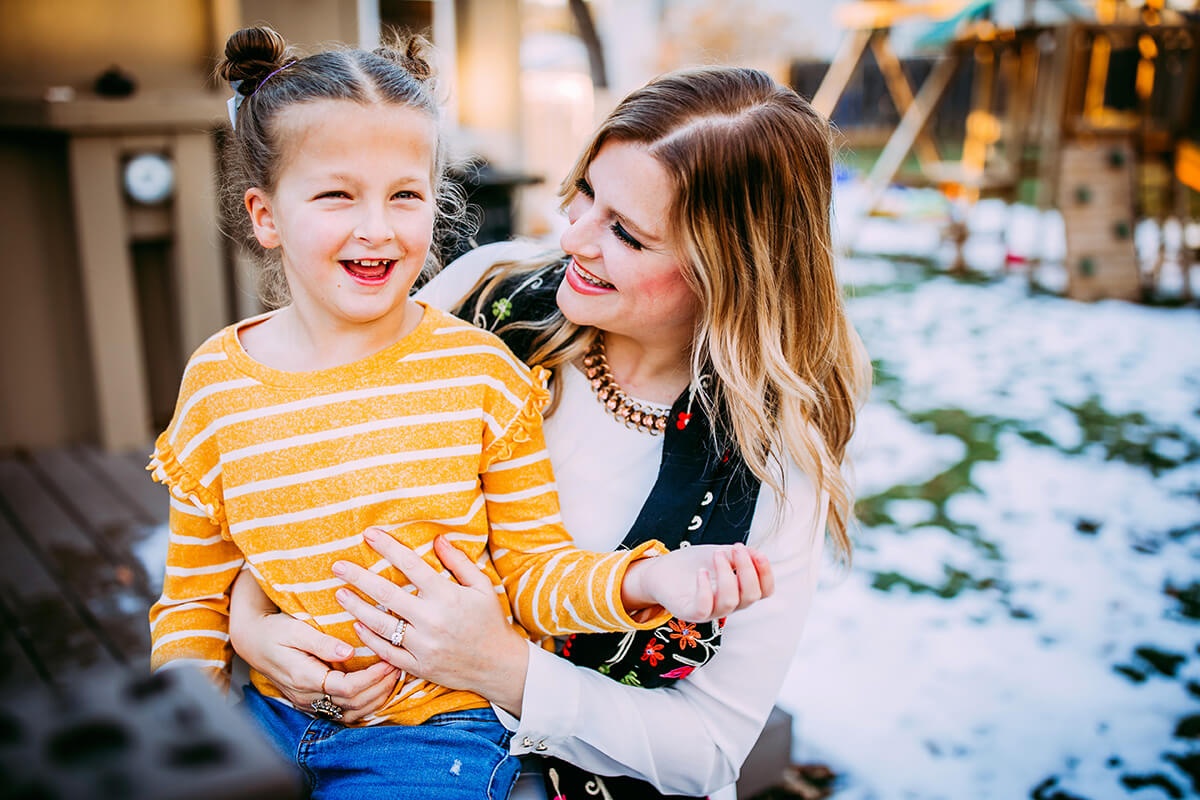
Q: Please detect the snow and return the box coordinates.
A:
[779,197,1200,799]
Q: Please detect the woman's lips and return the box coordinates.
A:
[565,257,616,294]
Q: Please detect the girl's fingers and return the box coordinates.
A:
[710,548,741,617]
[749,547,775,599]
[355,621,419,674]
[731,543,764,610]
[432,535,495,592]
[333,559,419,619]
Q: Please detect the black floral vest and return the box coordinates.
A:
[457,257,761,800]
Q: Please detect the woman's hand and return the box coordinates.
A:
[331,529,531,716]
[621,542,773,623]
[228,570,400,723]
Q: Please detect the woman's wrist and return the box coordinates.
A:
[472,628,530,717]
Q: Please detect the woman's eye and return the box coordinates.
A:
[393,190,420,201]
[610,222,643,251]
[316,190,349,200]
[574,178,595,199]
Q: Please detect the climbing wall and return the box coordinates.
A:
[1057,139,1141,301]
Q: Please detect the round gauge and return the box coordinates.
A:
[123,153,175,205]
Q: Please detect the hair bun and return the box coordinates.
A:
[219,26,290,94]
[376,33,436,84]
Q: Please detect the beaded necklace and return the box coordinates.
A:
[582,338,671,435]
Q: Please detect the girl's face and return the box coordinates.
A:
[557,141,699,351]
[245,99,436,334]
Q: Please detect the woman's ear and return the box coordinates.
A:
[245,187,280,249]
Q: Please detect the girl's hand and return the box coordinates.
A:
[621,542,773,623]
[332,529,531,716]
[228,570,400,723]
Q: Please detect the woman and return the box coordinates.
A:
[229,65,869,800]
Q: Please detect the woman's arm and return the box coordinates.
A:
[340,458,823,795]
[508,468,823,794]
[228,570,400,723]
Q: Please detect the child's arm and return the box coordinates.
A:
[148,497,244,691]
[480,368,769,634]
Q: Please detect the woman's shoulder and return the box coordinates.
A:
[417,240,554,312]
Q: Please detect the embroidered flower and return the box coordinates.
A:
[491,297,513,322]
[667,619,700,649]
[660,666,695,680]
[640,640,664,666]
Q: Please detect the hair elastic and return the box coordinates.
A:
[226,61,297,128]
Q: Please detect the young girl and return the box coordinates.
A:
[148,27,768,800]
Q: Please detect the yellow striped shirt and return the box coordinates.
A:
[149,302,666,725]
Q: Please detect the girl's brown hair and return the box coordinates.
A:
[216,26,469,305]
[469,67,870,561]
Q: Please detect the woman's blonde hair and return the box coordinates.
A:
[468,67,870,561]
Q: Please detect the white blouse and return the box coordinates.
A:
[417,242,826,800]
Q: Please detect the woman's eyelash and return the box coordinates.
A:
[574,178,594,199]
[610,223,643,250]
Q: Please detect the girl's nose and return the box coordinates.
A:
[354,205,394,244]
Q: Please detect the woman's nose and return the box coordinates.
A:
[560,210,600,260]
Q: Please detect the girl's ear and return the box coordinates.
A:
[245,188,280,249]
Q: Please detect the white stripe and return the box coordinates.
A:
[352,647,375,657]
[154,591,227,607]
[170,497,209,517]
[274,576,345,593]
[485,449,551,473]
[484,483,557,503]
[200,462,221,488]
[515,550,567,634]
[400,345,533,388]
[151,601,219,632]
[482,411,504,439]
[312,610,354,625]
[231,480,478,536]
[169,378,258,445]
[374,493,486,533]
[189,352,228,365]
[601,551,628,629]
[151,629,230,652]
[156,658,227,672]
[168,532,224,546]
[491,514,563,531]
[225,445,480,499]
[220,410,482,466]
[178,377,516,463]
[165,558,244,577]
[433,325,471,335]
[247,532,365,565]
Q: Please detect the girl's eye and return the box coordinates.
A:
[393,190,420,201]
[610,222,643,251]
[316,190,349,199]
[574,178,595,199]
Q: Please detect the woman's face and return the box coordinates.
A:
[557,141,699,350]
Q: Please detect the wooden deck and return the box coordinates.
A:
[0,444,167,687]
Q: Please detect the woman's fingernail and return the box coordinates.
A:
[364,528,379,542]
[332,561,347,576]
[335,643,353,658]
[335,588,350,603]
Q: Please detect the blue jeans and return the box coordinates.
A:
[241,685,521,800]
